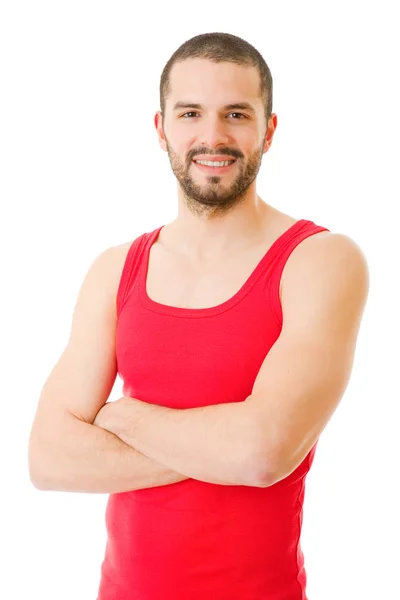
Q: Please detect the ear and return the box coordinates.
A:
[154,111,168,152]
[263,113,278,154]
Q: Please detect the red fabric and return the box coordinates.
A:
[97,218,330,600]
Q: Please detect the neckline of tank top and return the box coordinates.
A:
[138,218,313,318]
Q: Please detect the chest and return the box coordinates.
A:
[144,243,280,310]
[117,238,284,408]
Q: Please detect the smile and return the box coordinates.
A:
[192,159,236,174]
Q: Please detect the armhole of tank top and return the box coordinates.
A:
[116,234,147,319]
[268,225,331,328]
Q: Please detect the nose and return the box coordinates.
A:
[199,114,230,148]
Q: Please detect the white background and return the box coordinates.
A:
[1,1,399,598]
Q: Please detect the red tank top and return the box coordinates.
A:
[97,218,330,600]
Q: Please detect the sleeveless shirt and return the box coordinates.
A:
[97,218,330,600]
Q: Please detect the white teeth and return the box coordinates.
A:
[195,160,235,167]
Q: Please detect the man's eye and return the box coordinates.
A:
[181,112,246,119]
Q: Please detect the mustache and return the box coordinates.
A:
[188,149,243,162]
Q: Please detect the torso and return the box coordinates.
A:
[113,209,332,312]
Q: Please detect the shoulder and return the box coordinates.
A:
[281,231,370,320]
[98,241,132,279]
[286,230,369,277]
[105,239,143,292]
[87,241,138,320]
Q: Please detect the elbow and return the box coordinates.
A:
[235,450,274,488]
[252,465,276,488]
[240,404,278,487]
[248,444,278,488]
[28,442,53,491]
[28,456,45,490]
[28,465,48,491]
[29,474,50,491]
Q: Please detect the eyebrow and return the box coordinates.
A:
[172,101,256,114]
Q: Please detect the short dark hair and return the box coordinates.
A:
[159,32,273,126]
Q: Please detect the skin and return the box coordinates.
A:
[154,58,279,263]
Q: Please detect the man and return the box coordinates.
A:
[28,32,369,599]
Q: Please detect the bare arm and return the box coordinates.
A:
[28,244,189,494]
[29,406,189,493]
[93,396,259,487]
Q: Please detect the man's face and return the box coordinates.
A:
[156,59,275,215]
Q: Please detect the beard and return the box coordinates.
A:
[164,136,265,218]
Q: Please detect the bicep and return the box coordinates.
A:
[247,233,370,479]
[29,246,122,455]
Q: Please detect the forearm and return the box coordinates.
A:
[29,411,189,494]
[104,397,260,487]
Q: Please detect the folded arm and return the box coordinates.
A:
[94,396,261,487]
[95,232,369,489]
